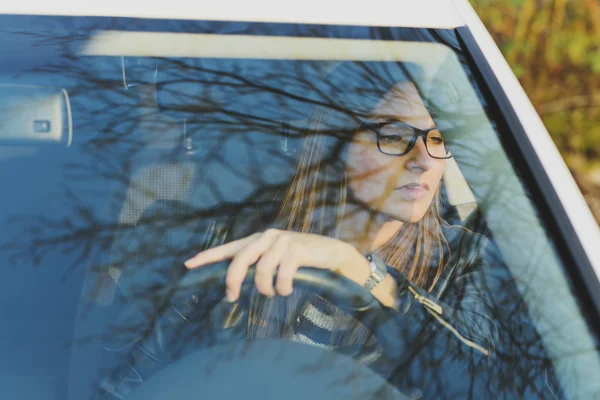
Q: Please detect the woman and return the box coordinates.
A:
[168,75,498,375]
[186,80,451,305]
[96,66,499,399]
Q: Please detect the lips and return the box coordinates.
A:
[395,183,430,201]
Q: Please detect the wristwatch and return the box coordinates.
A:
[364,254,387,291]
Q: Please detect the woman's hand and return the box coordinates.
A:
[184,229,371,302]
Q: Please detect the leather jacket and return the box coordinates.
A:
[90,203,554,399]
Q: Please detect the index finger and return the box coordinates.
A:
[184,234,258,269]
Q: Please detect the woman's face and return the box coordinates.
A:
[345,82,447,223]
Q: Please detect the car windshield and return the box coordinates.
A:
[1,15,599,400]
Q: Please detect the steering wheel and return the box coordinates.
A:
[168,261,402,354]
[182,259,382,306]
[122,261,408,400]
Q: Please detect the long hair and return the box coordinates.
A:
[277,122,449,290]
[247,108,450,341]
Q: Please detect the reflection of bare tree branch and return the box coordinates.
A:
[0,21,582,400]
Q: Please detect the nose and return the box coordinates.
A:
[405,136,434,172]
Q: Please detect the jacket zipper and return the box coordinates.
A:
[408,286,489,356]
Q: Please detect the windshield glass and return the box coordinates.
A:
[1,15,599,400]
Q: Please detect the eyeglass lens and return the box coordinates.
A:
[378,123,451,158]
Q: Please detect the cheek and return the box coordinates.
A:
[347,141,376,172]
[346,143,399,202]
[430,160,447,188]
[419,161,446,204]
[409,161,446,219]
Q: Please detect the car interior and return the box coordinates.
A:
[1,17,599,399]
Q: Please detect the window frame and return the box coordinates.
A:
[455,26,600,331]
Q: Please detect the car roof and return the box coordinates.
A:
[0,0,467,28]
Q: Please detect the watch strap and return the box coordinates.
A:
[364,254,387,291]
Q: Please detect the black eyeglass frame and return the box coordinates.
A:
[360,120,453,159]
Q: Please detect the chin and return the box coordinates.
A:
[409,214,427,223]
[384,210,426,224]
[383,202,429,224]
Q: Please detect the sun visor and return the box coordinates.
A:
[0,84,72,147]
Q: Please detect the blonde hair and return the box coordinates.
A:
[277,119,449,291]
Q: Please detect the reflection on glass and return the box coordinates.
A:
[0,15,598,400]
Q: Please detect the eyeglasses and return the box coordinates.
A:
[360,120,453,159]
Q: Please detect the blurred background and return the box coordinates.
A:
[470,0,600,224]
